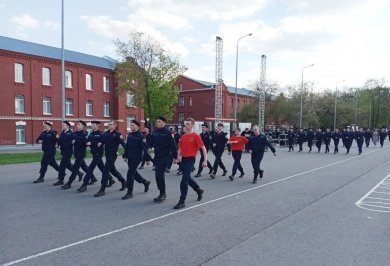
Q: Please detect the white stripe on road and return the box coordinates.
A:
[2,147,386,266]
[356,172,390,213]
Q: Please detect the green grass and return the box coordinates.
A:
[0,148,125,165]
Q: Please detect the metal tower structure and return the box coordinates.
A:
[215,36,223,124]
[259,55,266,132]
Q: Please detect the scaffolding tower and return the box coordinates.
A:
[259,55,266,132]
[215,36,223,124]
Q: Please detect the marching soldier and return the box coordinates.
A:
[33,121,60,183]
[94,120,127,197]
[307,128,314,152]
[121,120,151,200]
[379,128,387,148]
[210,123,228,179]
[342,127,353,154]
[324,128,332,153]
[195,124,213,177]
[296,128,306,152]
[355,127,364,155]
[287,128,295,152]
[247,125,276,184]
[315,128,323,153]
[227,128,248,180]
[148,116,178,202]
[364,128,372,148]
[332,128,342,154]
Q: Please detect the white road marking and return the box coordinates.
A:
[356,172,390,213]
[1,148,386,266]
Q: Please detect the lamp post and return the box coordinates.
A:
[333,80,345,131]
[61,0,65,122]
[299,64,314,128]
[234,33,252,124]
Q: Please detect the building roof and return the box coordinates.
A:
[0,36,117,70]
[191,77,255,97]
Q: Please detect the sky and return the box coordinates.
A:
[1,0,390,92]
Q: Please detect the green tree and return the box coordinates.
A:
[114,31,186,121]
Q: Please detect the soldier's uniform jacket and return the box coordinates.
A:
[211,131,228,152]
[297,132,306,143]
[73,130,88,158]
[200,131,212,151]
[101,129,125,156]
[57,130,74,153]
[149,126,178,159]
[247,134,276,154]
[332,132,342,143]
[342,131,354,144]
[315,132,323,143]
[123,130,150,161]
[87,130,104,156]
[306,131,314,141]
[324,132,332,144]
[354,131,364,144]
[37,130,57,154]
[287,131,295,142]
[364,131,372,140]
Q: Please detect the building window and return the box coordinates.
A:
[103,76,110,92]
[178,96,184,107]
[15,95,25,114]
[179,83,183,91]
[189,96,192,107]
[179,112,184,122]
[127,91,135,106]
[103,101,110,117]
[127,115,136,131]
[15,63,24,83]
[65,98,73,115]
[42,67,51,86]
[16,125,26,144]
[86,100,93,116]
[65,71,72,88]
[43,97,51,115]
[86,74,93,90]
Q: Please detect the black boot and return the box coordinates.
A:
[33,176,44,183]
[77,184,87,193]
[196,189,204,201]
[78,172,84,182]
[107,179,115,187]
[119,181,127,191]
[195,173,201,177]
[260,170,264,178]
[173,200,185,209]
[144,180,151,193]
[252,175,258,184]
[222,169,228,176]
[228,175,234,181]
[153,193,166,202]
[239,172,245,178]
[94,186,106,197]
[121,190,133,200]
[88,176,98,185]
[61,181,72,189]
[53,179,64,186]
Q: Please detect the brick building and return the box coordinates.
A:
[0,36,143,146]
[172,75,256,124]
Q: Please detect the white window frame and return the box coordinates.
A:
[65,98,73,115]
[42,67,51,86]
[179,113,184,122]
[86,74,93,90]
[189,96,192,107]
[43,97,51,115]
[15,63,24,83]
[15,95,25,114]
[103,101,110,117]
[179,96,184,107]
[86,100,93,116]
[103,76,110,92]
[65,71,72,88]
[16,125,26,144]
[126,91,135,107]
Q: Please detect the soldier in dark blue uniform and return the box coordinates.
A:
[332,128,342,154]
[287,128,295,152]
[296,128,306,152]
[315,128,323,153]
[364,128,372,148]
[195,124,213,177]
[33,121,60,183]
[379,128,387,148]
[247,125,276,183]
[94,120,127,197]
[54,121,82,186]
[342,127,353,154]
[210,123,228,179]
[148,116,178,202]
[324,128,332,153]
[121,120,151,200]
[306,128,314,152]
[77,121,113,192]
[139,127,153,169]
[354,127,364,155]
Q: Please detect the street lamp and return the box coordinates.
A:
[299,64,314,128]
[333,80,345,131]
[234,33,252,124]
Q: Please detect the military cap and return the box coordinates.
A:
[131,120,140,127]
[156,115,167,122]
[43,121,53,127]
[91,120,101,124]
[63,120,71,127]
[78,120,86,127]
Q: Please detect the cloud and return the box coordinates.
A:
[10,14,39,29]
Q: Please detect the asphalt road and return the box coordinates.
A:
[1,142,390,266]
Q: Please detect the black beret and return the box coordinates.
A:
[78,120,86,127]
[43,121,53,126]
[63,120,71,127]
[91,120,101,124]
[201,124,208,128]
[131,120,140,127]
[217,123,224,127]
[156,115,167,122]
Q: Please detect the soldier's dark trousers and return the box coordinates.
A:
[83,154,112,185]
[380,139,385,147]
[325,143,330,153]
[334,140,339,153]
[101,155,125,186]
[39,152,60,177]
[365,138,370,147]
[154,156,171,194]
[308,141,313,152]
[212,150,226,175]
[251,152,264,178]
[68,157,85,182]
[357,142,363,153]
[231,151,244,176]
[288,141,294,151]
[299,142,303,151]
[126,159,146,193]
[197,149,212,174]
[58,149,74,180]
[180,157,200,202]
[346,143,352,153]
[316,142,321,152]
